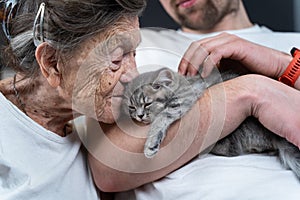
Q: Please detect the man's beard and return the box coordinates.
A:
[175,0,234,31]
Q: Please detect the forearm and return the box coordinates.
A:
[88,77,253,192]
[178,33,297,84]
[88,74,300,192]
[249,75,300,147]
[87,96,212,192]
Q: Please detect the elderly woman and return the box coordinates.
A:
[0,0,145,199]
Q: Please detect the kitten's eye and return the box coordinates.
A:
[128,106,136,110]
[144,103,152,109]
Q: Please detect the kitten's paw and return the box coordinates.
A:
[144,137,161,158]
[144,144,159,158]
[144,130,165,158]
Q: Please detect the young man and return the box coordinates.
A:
[118,1,300,199]
[137,0,300,70]
[159,0,253,34]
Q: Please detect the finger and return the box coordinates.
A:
[178,58,189,75]
[201,37,244,77]
[195,32,236,49]
[178,40,207,75]
[179,33,237,76]
[186,33,237,76]
[187,45,209,76]
[201,55,218,78]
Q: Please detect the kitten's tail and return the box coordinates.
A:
[276,139,300,179]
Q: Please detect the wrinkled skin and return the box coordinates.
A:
[70,22,141,123]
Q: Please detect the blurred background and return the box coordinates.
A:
[140,0,300,32]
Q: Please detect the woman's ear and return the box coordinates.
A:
[35,42,61,87]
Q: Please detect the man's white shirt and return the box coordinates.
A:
[116,25,300,200]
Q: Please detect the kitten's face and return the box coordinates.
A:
[123,68,177,123]
[126,83,172,123]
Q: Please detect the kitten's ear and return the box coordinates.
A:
[153,68,174,87]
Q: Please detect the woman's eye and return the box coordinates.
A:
[110,48,124,71]
[110,60,122,70]
[110,56,123,71]
[152,84,161,90]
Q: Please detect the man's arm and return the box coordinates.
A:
[87,76,254,192]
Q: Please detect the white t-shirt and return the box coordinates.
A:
[136,25,300,70]
[177,24,300,53]
[176,24,272,40]
[0,93,99,200]
[116,25,300,200]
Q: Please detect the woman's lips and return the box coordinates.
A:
[176,0,197,8]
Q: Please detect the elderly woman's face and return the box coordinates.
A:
[68,17,141,123]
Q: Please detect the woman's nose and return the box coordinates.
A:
[121,69,138,83]
[120,53,139,83]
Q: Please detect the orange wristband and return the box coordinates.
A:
[278,47,300,87]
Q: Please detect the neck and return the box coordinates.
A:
[182,2,253,34]
[0,74,75,137]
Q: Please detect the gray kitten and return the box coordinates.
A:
[122,67,300,179]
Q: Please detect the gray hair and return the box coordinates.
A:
[1,0,146,77]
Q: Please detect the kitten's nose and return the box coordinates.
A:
[137,114,144,119]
